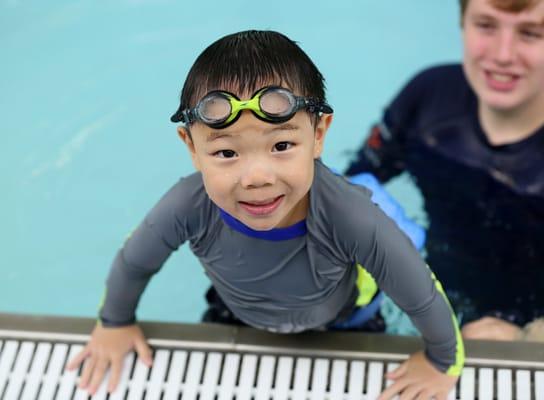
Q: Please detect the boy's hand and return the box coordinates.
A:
[66,323,152,395]
[378,351,457,400]
[461,317,523,341]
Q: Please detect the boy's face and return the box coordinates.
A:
[178,93,332,231]
[462,0,544,113]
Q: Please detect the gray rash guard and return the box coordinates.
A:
[100,160,463,373]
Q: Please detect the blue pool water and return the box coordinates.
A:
[1,1,461,324]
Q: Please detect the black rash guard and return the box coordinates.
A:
[346,64,544,326]
[100,159,463,374]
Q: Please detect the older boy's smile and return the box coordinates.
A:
[484,69,520,91]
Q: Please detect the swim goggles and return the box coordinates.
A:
[170,86,333,129]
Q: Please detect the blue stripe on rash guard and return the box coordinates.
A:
[219,208,307,241]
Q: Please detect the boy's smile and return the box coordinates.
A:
[178,102,332,231]
[238,195,284,216]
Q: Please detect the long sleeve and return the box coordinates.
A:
[99,172,210,326]
[352,201,464,374]
[312,162,464,375]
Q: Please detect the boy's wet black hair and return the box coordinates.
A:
[175,30,327,114]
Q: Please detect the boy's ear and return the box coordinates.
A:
[313,113,333,159]
[177,126,201,170]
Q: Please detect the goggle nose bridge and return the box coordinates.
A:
[224,93,267,124]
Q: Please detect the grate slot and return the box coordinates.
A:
[272,356,293,400]
[254,354,275,400]
[0,340,19,398]
[217,353,239,400]
[236,354,257,400]
[37,342,69,400]
[163,350,187,400]
[365,361,384,398]
[21,341,52,400]
[310,358,329,399]
[535,370,544,400]
[292,357,311,399]
[200,352,222,400]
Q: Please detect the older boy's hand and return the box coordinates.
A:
[461,316,523,341]
[66,323,152,395]
[378,351,457,400]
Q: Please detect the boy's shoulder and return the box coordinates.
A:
[163,171,207,206]
[146,170,213,226]
[310,161,412,253]
[310,160,377,225]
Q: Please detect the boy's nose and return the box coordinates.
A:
[240,161,276,189]
[492,30,515,65]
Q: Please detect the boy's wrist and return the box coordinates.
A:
[98,315,136,328]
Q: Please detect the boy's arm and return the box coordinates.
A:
[357,206,464,374]
[100,219,176,325]
[67,175,207,395]
[65,223,170,395]
[100,174,206,325]
[336,192,463,397]
[350,205,463,398]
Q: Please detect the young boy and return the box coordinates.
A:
[346,0,544,341]
[68,30,463,399]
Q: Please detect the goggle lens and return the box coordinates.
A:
[198,94,232,124]
[259,88,296,118]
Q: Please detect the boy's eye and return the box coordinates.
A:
[520,28,543,40]
[474,19,495,32]
[214,149,237,158]
[273,141,293,152]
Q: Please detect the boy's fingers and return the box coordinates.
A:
[66,347,90,370]
[398,384,422,400]
[134,340,153,366]
[434,392,448,400]
[88,358,109,395]
[386,362,407,380]
[108,358,123,393]
[78,356,96,388]
[378,379,406,400]
[415,390,433,400]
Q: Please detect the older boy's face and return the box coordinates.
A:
[462,0,544,112]
[179,105,331,231]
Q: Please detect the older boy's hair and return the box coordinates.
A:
[460,0,540,15]
[178,30,327,111]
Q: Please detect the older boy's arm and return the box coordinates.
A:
[345,120,406,182]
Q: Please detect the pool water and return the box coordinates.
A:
[1,0,461,325]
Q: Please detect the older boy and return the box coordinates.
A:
[69,30,463,399]
[346,0,544,341]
